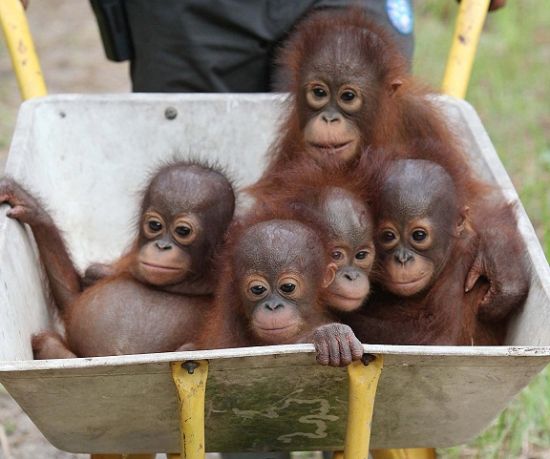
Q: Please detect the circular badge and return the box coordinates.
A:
[386,0,414,35]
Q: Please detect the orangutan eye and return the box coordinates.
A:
[412,230,427,241]
[148,220,162,232]
[250,285,267,296]
[341,91,356,101]
[280,283,296,294]
[331,250,344,260]
[382,231,396,242]
[175,225,192,237]
[355,251,368,260]
[313,87,327,98]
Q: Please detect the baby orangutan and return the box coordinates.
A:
[193,218,365,366]
[316,187,375,312]
[265,8,459,172]
[248,155,380,314]
[0,161,235,357]
[346,159,529,345]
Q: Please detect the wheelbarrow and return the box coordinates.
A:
[0,1,549,459]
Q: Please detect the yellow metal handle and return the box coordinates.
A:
[371,448,437,459]
[441,0,490,99]
[0,0,46,100]
[171,360,209,459]
[343,355,384,459]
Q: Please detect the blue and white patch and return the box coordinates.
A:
[386,0,414,35]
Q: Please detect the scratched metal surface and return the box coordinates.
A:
[1,347,550,452]
[0,94,549,452]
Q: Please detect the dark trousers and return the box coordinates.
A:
[123,0,414,92]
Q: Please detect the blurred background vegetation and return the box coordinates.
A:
[0,0,548,458]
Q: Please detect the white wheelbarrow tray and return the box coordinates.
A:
[0,94,549,454]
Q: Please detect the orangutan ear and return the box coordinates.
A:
[457,206,470,236]
[322,263,337,289]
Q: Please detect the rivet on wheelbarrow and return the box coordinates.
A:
[182,361,199,374]
[165,106,178,120]
[361,353,376,366]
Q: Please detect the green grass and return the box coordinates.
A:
[414,2,550,457]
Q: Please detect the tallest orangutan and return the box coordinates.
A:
[263,7,464,174]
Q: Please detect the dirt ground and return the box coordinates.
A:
[0,2,128,458]
[0,0,128,163]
